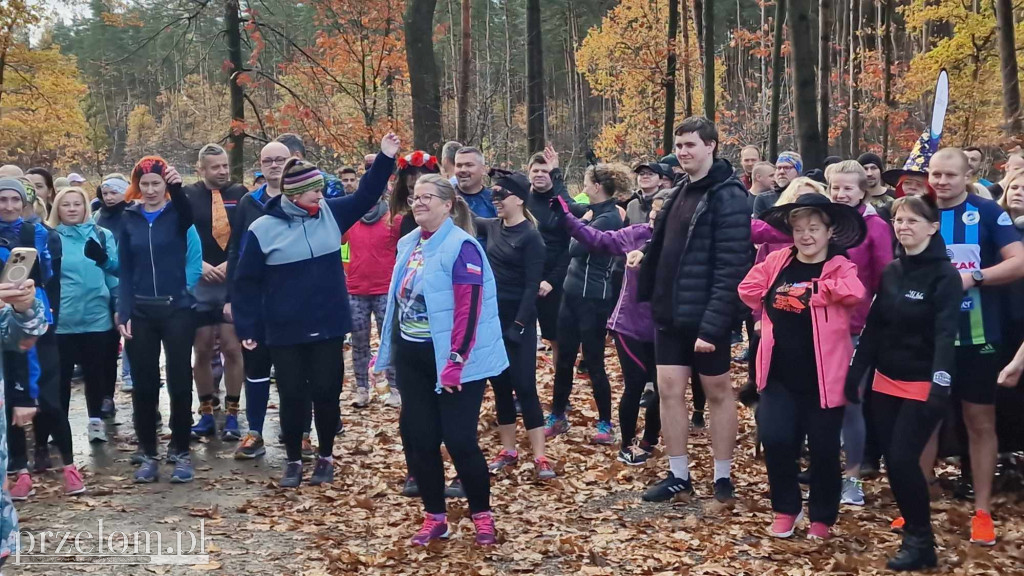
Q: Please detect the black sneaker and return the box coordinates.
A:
[738,381,760,407]
[309,457,334,486]
[642,473,694,502]
[953,474,975,501]
[639,386,657,408]
[402,476,420,497]
[797,469,811,485]
[691,411,706,430]
[713,478,736,503]
[617,445,651,466]
[444,478,466,499]
[280,462,303,488]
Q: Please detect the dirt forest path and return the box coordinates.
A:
[11,341,1024,575]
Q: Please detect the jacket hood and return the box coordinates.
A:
[899,233,949,265]
[57,221,98,237]
[99,201,128,215]
[263,193,316,222]
[588,197,619,215]
[686,158,734,191]
[360,199,388,224]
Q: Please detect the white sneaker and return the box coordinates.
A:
[352,387,370,408]
[384,389,402,408]
[88,421,107,443]
[121,379,134,393]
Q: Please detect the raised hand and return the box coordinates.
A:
[380,133,401,158]
[163,166,182,186]
[543,145,559,170]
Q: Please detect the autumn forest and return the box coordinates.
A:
[2,0,1023,181]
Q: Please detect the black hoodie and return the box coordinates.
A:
[847,234,961,389]
[526,168,586,288]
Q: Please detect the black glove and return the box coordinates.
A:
[84,238,108,266]
[548,195,568,223]
[844,371,863,405]
[925,371,952,413]
[504,322,525,346]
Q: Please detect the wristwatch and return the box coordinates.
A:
[971,270,985,286]
[449,352,465,364]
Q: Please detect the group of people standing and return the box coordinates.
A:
[0,114,1022,569]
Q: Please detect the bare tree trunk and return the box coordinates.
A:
[406,0,443,152]
[702,0,715,119]
[882,0,893,162]
[788,0,824,169]
[457,0,471,142]
[503,0,513,164]
[769,0,786,162]
[995,0,1023,136]
[681,0,694,117]
[224,0,244,181]
[818,0,832,154]
[526,0,546,153]
[664,0,679,151]
[693,0,704,63]
[849,0,860,157]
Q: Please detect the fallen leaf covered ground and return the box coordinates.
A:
[14,341,1024,575]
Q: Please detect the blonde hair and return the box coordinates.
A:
[777,177,828,205]
[415,174,475,236]
[47,186,93,227]
[998,169,1024,215]
[829,160,869,192]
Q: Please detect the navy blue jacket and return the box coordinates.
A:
[117,183,202,321]
[233,153,395,346]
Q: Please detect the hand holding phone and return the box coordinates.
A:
[0,247,37,288]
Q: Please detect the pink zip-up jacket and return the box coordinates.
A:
[738,247,866,409]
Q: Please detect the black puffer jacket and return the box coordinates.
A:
[637,158,751,342]
[562,198,623,300]
[847,234,961,388]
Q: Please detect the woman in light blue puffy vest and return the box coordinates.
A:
[376,174,507,548]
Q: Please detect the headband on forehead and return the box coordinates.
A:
[126,155,170,202]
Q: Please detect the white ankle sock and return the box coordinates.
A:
[714,459,733,481]
[643,382,655,392]
[89,417,101,424]
[669,455,690,480]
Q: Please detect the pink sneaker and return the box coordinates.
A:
[769,510,804,538]
[410,513,449,546]
[9,473,34,501]
[807,521,831,540]
[472,511,496,546]
[63,465,86,496]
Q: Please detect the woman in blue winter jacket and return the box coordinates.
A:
[47,187,120,444]
[232,134,399,489]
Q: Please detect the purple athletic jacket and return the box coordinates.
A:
[564,215,655,342]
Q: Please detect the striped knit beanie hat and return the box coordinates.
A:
[282,158,324,196]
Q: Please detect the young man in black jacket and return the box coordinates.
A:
[631,117,751,503]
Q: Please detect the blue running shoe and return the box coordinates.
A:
[543,413,569,439]
[221,414,242,441]
[134,458,159,483]
[191,413,216,439]
[170,454,194,484]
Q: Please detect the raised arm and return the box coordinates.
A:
[326,134,399,233]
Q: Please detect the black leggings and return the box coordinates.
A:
[397,337,489,515]
[270,338,343,462]
[612,331,660,446]
[32,330,74,466]
[757,381,844,525]
[57,330,118,419]
[491,299,543,430]
[127,307,196,457]
[552,294,612,421]
[870,391,945,536]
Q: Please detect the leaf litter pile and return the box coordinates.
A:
[233,340,1024,575]
[16,340,1024,575]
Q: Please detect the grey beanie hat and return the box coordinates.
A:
[0,178,27,203]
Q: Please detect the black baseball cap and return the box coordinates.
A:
[634,162,673,180]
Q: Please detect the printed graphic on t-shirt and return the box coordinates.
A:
[397,242,430,341]
[771,281,813,314]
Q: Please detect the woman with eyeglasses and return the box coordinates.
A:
[233,134,398,488]
[375,174,507,547]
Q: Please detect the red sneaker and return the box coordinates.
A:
[9,473,34,501]
[769,510,803,538]
[64,464,86,496]
[472,511,496,546]
[807,521,831,540]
